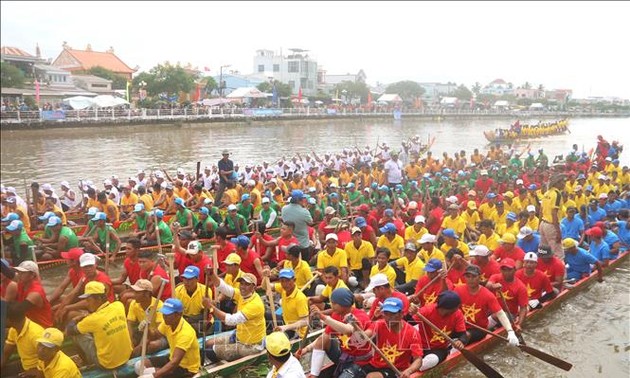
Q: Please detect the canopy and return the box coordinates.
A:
[377,94,403,103]
[197,98,237,106]
[494,100,509,107]
[226,87,267,99]
[529,103,544,109]
[440,97,458,105]
[61,96,95,110]
[62,95,129,110]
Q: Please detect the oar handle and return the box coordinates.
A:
[264,276,278,329]
[300,272,320,292]
[140,278,168,372]
[165,253,176,298]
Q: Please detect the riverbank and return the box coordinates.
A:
[1,108,628,130]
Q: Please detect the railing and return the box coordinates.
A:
[1,107,627,125]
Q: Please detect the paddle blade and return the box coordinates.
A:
[519,345,573,371]
[459,348,505,378]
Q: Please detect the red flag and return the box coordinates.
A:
[194,83,201,101]
[35,80,40,105]
[204,66,210,72]
[298,87,302,101]
[367,91,372,104]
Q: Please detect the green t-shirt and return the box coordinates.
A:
[157,221,173,244]
[59,226,79,250]
[13,230,34,260]
[97,225,119,252]
[135,212,148,231]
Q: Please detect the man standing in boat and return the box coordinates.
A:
[539,174,565,259]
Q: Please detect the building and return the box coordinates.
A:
[1,45,45,78]
[480,78,513,96]
[52,43,136,80]
[545,89,573,103]
[514,88,545,100]
[419,82,458,103]
[72,75,113,94]
[211,72,268,96]
[317,69,366,95]
[253,48,318,96]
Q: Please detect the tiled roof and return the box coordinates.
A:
[0,46,34,57]
[64,48,135,74]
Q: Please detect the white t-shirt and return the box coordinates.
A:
[265,355,306,378]
[384,158,403,184]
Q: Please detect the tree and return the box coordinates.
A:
[133,62,196,98]
[538,84,545,91]
[522,81,532,90]
[385,80,425,102]
[452,84,473,100]
[257,80,293,98]
[86,66,128,90]
[471,82,482,95]
[202,76,217,95]
[332,80,370,103]
[1,62,26,88]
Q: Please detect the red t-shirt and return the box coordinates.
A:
[454,285,502,329]
[414,275,453,306]
[416,303,466,350]
[336,231,352,250]
[69,267,84,288]
[177,254,213,284]
[17,279,53,327]
[123,257,141,285]
[325,307,372,363]
[475,178,494,194]
[427,207,444,235]
[275,235,299,263]
[487,274,529,315]
[238,249,262,284]
[216,241,237,272]
[250,233,275,259]
[515,269,553,300]
[474,258,500,282]
[493,246,525,263]
[447,266,467,288]
[536,257,566,283]
[360,225,377,246]
[369,290,410,320]
[367,319,423,370]
[139,264,172,300]
[318,221,335,239]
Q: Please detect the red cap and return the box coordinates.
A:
[356,204,370,212]
[61,247,84,261]
[586,227,603,237]
[500,258,516,269]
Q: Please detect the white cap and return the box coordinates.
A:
[247,180,256,187]
[517,226,534,239]
[419,234,436,244]
[155,171,165,179]
[41,183,53,191]
[524,252,538,262]
[14,261,39,275]
[325,233,338,241]
[446,196,458,204]
[325,206,336,215]
[60,180,70,188]
[79,253,100,267]
[414,215,426,224]
[103,179,112,186]
[599,193,608,199]
[516,179,524,185]
[526,205,536,212]
[408,201,418,210]
[469,245,491,257]
[227,204,237,211]
[177,168,185,175]
[598,174,607,180]
[262,197,270,204]
[365,273,389,292]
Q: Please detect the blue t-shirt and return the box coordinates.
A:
[603,200,623,213]
[517,233,540,253]
[589,240,611,262]
[561,217,584,240]
[587,207,607,225]
[603,230,620,258]
[565,247,598,277]
[617,221,630,251]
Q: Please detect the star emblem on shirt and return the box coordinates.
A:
[499,290,513,301]
[461,303,481,322]
[430,326,450,344]
[526,283,536,298]
[423,291,438,305]
[381,341,405,364]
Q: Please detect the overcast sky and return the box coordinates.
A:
[2,1,628,99]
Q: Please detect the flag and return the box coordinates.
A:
[204,66,210,72]
[298,87,302,101]
[126,81,130,102]
[194,83,201,102]
[367,91,372,104]
[272,84,278,107]
[35,80,40,105]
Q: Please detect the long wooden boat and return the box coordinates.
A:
[483,119,570,144]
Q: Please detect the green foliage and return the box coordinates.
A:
[203,76,218,93]
[1,62,26,88]
[471,82,482,95]
[452,84,473,100]
[332,80,370,103]
[86,66,128,90]
[385,80,425,102]
[23,96,37,109]
[131,62,196,98]
[256,80,292,97]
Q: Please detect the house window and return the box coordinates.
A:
[273,64,280,72]
[288,61,299,73]
[301,61,308,73]
[258,64,265,73]
[92,83,108,88]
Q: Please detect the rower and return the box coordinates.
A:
[516,226,540,253]
[586,226,612,266]
[97,190,119,223]
[1,302,45,377]
[261,268,309,339]
[223,204,249,235]
[218,253,243,317]
[37,216,79,259]
[48,248,85,307]
[363,273,409,321]
[36,327,82,378]
[299,288,372,378]
[360,297,424,377]
[439,228,469,258]
[203,272,267,362]
[120,184,139,219]
[193,207,217,239]
[13,260,53,327]
[486,258,529,329]
[111,238,142,307]
[137,250,172,300]
[2,197,31,233]
[562,238,604,282]
[214,227,236,273]
[4,220,34,265]
[408,258,452,307]
[82,212,121,258]
[309,266,348,312]
[446,248,468,287]
[282,245,315,295]
[174,265,213,336]
[454,264,519,345]
[65,281,132,370]
[316,233,349,283]
[144,209,173,246]
[376,222,404,260]
[417,233,445,264]
[345,226,375,290]
[515,252,555,310]
[469,244,500,284]
[257,221,299,268]
[126,279,164,353]
[477,219,500,252]
[404,215,428,250]
[174,197,197,232]
[231,234,264,284]
[264,331,306,378]
[129,203,150,240]
[536,245,567,291]
[493,233,526,269]
[172,224,212,283]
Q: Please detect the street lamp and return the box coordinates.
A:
[139,81,147,100]
[342,89,348,105]
[219,64,231,98]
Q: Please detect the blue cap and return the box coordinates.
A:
[347,183,355,189]
[528,184,537,190]
[2,212,20,222]
[153,209,164,218]
[241,194,250,202]
[6,220,23,232]
[411,180,418,186]
[47,216,62,227]
[486,193,497,199]
[613,159,619,164]
[86,207,99,216]
[506,212,518,221]
[330,287,354,307]
[435,172,442,177]
[379,222,396,234]
[37,211,55,221]
[381,297,404,313]
[437,290,461,309]
[424,258,443,272]
[92,212,107,221]
[175,197,186,207]
[133,203,145,212]
[278,269,295,279]
[395,184,403,191]
[230,235,250,248]
[585,185,594,191]
[443,168,452,174]
[181,265,200,279]
[329,193,339,199]
[198,207,209,215]
[384,209,394,217]
[442,228,458,239]
[379,185,389,192]
[291,190,304,200]
[159,298,184,315]
[354,216,367,228]
[371,182,378,189]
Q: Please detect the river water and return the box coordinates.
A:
[2,116,630,376]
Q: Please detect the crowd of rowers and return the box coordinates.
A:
[493,118,570,139]
[1,135,628,378]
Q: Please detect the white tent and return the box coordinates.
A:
[377,94,403,103]
[440,97,458,105]
[226,87,267,99]
[62,96,95,110]
[197,98,236,106]
[529,103,544,110]
[62,95,129,109]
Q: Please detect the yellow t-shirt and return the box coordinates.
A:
[541,188,562,224]
[274,283,309,338]
[6,319,44,370]
[439,240,470,258]
[37,350,81,378]
[440,215,467,236]
[76,301,132,369]
[417,247,446,264]
[283,260,313,289]
[461,210,480,229]
[121,193,139,209]
[345,240,375,270]
[317,248,348,270]
[395,256,425,283]
[478,203,497,220]
[157,317,200,373]
[139,194,154,211]
[405,225,428,247]
[234,291,266,344]
[127,297,164,332]
[376,234,405,259]
[321,279,348,299]
[224,269,243,291]
[175,283,211,317]
[478,232,501,252]
[369,264,397,286]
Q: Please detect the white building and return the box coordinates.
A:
[253,49,318,96]
[419,82,458,103]
[480,78,513,96]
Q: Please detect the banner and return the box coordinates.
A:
[41,110,66,120]
[242,109,283,117]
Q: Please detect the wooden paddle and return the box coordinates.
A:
[348,318,403,377]
[299,272,320,292]
[166,253,176,299]
[415,313,504,378]
[201,263,211,362]
[196,161,201,185]
[465,321,572,371]
[497,291,524,341]
[264,276,278,329]
[140,278,168,374]
[104,223,111,275]
[408,265,452,303]
[0,231,5,260]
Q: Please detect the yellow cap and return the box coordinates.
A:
[264,331,291,357]
[467,201,477,210]
[562,238,578,250]
[500,233,516,244]
[36,328,64,348]
[79,281,106,298]
[503,191,514,198]
[224,253,242,265]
